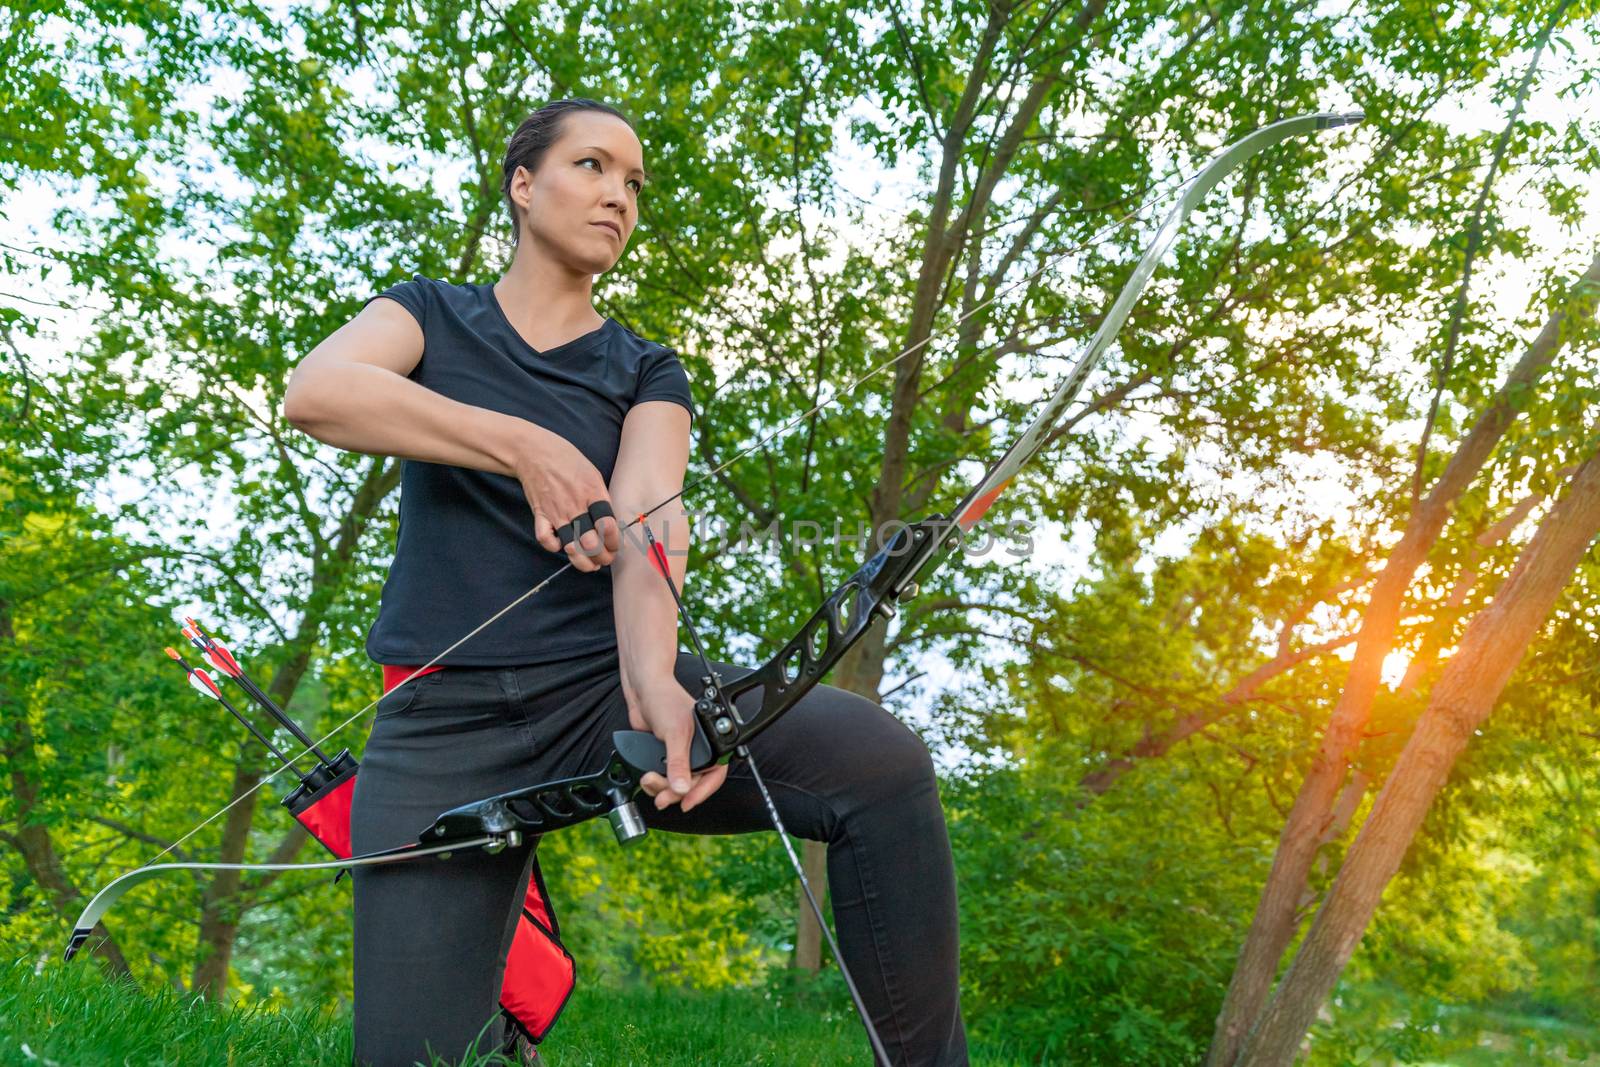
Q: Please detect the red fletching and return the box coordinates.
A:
[207,639,242,677]
[647,539,671,580]
[183,617,243,677]
[181,625,206,653]
[637,516,672,579]
[186,668,221,700]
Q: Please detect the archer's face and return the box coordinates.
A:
[511,111,645,275]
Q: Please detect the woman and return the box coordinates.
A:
[284,99,967,1066]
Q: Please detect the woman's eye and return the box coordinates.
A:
[578,158,642,194]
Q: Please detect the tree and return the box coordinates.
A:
[1238,446,1600,1064]
[1210,247,1600,1064]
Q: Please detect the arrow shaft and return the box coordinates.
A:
[214,687,304,771]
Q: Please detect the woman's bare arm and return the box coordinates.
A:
[283,297,618,568]
[608,399,726,808]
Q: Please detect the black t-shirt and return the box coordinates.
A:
[361,275,694,666]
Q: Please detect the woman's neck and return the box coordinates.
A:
[494,245,604,339]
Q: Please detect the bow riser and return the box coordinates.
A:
[615,515,956,774]
[423,752,654,844]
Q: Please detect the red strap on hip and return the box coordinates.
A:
[381,663,443,694]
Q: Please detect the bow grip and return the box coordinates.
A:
[613,721,715,779]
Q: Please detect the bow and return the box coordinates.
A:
[66,111,1363,1063]
[423,109,1367,840]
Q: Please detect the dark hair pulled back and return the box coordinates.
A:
[500,98,635,245]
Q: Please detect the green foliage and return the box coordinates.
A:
[1309,983,1600,1066]
[0,958,1060,1066]
[537,820,783,990]
[0,959,884,1066]
[949,767,1253,1063]
[0,958,356,1066]
[4,0,1600,1061]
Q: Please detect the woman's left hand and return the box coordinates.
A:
[627,677,730,813]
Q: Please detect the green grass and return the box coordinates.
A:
[537,979,871,1066]
[10,959,1598,1065]
[0,959,352,1067]
[0,960,1031,1066]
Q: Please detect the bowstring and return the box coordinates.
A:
[132,168,1198,874]
[640,520,894,1065]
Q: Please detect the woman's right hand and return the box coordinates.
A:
[514,425,621,571]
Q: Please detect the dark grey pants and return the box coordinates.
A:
[349,648,968,1066]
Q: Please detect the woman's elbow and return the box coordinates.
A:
[284,368,337,440]
[622,491,689,532]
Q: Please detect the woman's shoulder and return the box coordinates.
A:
[612,320,693,414]
[397,273,485,302]
[368,273,478,312]
[608,320,689,385]
[608,318,678,360]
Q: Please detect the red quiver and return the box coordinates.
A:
[282,705,575,1044]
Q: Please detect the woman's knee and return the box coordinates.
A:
[685,657,939,802]
[824,692,939,804]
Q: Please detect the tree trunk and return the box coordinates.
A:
[1,598,134,975]
[188,762,265,997]
[793,839,829,972]
[1206,247,1600,1067]
[184,456,399,995]
[1235,448,1600,1065]
[1308,487,1546,882]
